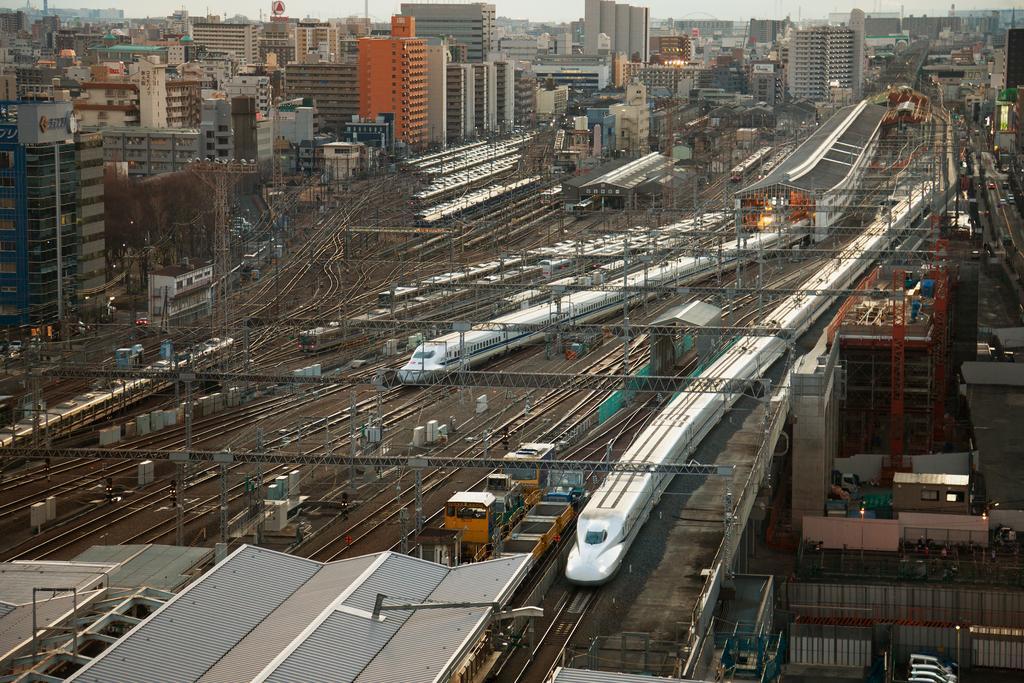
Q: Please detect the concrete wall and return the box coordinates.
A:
[803,512,987,549]
[802,516,900,551]
[791,336,842,530]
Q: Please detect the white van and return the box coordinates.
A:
[910,672,954,683]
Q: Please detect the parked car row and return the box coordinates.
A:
[908,652,958,683]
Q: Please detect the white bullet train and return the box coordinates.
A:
[566,182,935,585]
[397,230,791,383]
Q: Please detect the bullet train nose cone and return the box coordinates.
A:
[565,558,612,586]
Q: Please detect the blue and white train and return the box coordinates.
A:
[396,230,793,383]
[566,181,936,585]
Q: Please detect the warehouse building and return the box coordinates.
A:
[562,152,679,210]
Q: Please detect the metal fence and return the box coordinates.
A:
[788,581,1024,629]
[797,544,1024,588]
[790,623,872,667]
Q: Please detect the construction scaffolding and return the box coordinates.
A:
[828,263,954,468]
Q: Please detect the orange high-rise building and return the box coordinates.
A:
[358,15,427,146]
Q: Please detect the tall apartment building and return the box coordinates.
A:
[400,3,495,63]
[514,69,536,126]
[493,60,514,133]
[1006,28,1024,89]
[191,21,258,65]
[75,81,140,127]
[849,8,865,99]
[472,62,495,133]
[749,62,784,106]
[130,58,166,128]
[748,18,790,45]
[787,25,857,102]
[583,0,649,62]
[283,61,359,133]
[609,81,649,156]
[536,84,568,120]
[649,35,691,62]
[0,11,28,35]
[0,102,96,327]
[166,79,201,128]
[425,39,449,145]
[358,16,427,147]
[294,19,342,61]
[446,63,475,141]
[259,21,295,66]
[75,63,200,129]
[75,132,105,292]
[223,75,271,117]
[199,98,232,159]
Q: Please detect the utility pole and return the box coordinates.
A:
[663,98,676,211]
[188,160,257,341]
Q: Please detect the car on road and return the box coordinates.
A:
[135,316,150,327]
[988,181,997,189]
[1000,198,1008,206]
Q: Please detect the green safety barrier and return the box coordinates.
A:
[598,364,649,423]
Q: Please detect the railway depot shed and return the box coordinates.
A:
[68,545,532,683]
[561,152,680,210]
[736,101,886,233]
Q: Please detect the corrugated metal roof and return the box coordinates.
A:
[0,562,115,605]
[198,555,378,683]
[434,556,530,604]
[267,609,400,683]
[341,553,448,615]
[551,668,702,682]
[739,102,886,194]
[74,545,213,591]
[354,606,487,683]
[653,300,721,327]
[69,546,320,683]
[353,556,531,683]
[69,547,531,683]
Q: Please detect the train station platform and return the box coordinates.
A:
[736,100,888,230]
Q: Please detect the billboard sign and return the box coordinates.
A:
[997,102,1011,132]
[17,102,76,144]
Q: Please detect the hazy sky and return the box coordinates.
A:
[5,0,1018,23]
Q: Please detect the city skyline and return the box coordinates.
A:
[0,0,1013,23]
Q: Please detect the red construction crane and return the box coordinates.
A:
[890,268,906,464]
